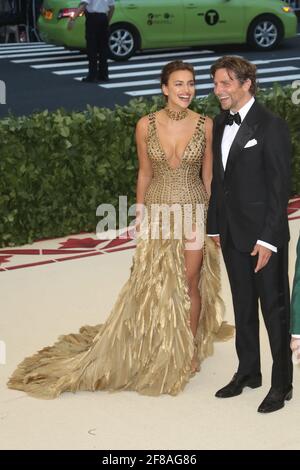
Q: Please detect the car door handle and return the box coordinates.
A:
[126,4,137,8]
[186,3,197,8]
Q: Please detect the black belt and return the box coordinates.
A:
[86,11,107,16]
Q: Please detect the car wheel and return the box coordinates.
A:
[247,15,283,50]
[109,25,139,61]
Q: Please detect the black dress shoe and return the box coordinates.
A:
[257,386,293,413]
[81,76,98,83]
[215,373,262,398]
[97,75,109,82]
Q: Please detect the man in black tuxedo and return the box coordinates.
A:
[207,56,293,413]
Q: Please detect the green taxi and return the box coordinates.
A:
[38,0,298,61]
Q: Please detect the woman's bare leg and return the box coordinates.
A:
[184,247,203,336]
[184,237,203,372]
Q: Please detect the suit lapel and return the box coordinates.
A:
[224,100,261,179]
[214,112,227,180]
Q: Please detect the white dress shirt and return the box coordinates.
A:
[221,97,255,170]
[82,0,115,14]
[208,96,277,253]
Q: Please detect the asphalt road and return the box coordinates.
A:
[0,29,300,118]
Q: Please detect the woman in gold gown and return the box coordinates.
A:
[7,61,232,399]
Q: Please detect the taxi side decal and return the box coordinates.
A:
[147,13,174,26]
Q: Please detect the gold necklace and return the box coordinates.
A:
[164,106,188,121]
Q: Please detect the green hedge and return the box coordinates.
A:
[0,85,299,247]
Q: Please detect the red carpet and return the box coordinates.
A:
[0,197,299,271]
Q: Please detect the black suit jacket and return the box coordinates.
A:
[207,100,291,252]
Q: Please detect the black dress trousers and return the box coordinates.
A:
[222,230,293,392]
[85,12,109,80]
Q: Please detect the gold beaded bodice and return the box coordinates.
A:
[144,112,208,211]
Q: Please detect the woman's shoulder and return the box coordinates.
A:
[136,114,156,141]
[190,111,213,139]
[204,115,213,130]
[136,114,149,126]
[189,110,209,126]
[136,115,151,135]
[136,112,157,127]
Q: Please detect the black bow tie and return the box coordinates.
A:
[225,112,241,126]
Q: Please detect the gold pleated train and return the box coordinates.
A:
[7,235,233,399]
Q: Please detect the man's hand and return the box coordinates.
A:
[211,235,220,248]
[291,337,300,352]
[251,244,272,273]
[290,338,300,364]
[67,18,75,31]
[108,6,115,24]
[67,4,86,29]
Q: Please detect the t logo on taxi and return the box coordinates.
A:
[205,9,219,26]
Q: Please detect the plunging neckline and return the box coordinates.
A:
[153,112,202,171]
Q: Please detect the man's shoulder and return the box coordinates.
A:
[254,100,284,125]
[254,100,290,141]
[213,111,226,125]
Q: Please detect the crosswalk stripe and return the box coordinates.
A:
[0,46,66,55]
[126,73,300,96]
[103,79,210,89]
[258,74,300,83]
[0,42,212,54]
[55,55,222,75]
[14,54,300,67]
[0,42,58,53]
[253,56,300,65]
[0,46,55,54]
[101,65,299,81]
[60,68,89,75]
[9,46,214,65]
[13,54,86,64]
[33,60,89,69]
[108,65,212,79]
[1,42,299,100]
[0,42,46,47]
[99,66,299,89]
[31,49,215,69]
[257,66,299,73]
[0,50,83,59]
[125,49,214,61]
[27,56,300,81]
[127,88,195,96]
